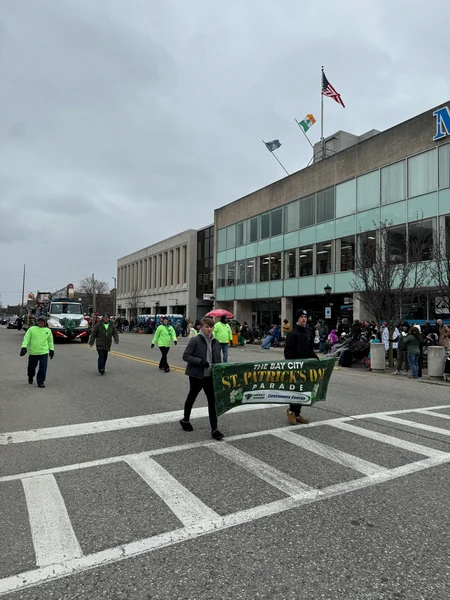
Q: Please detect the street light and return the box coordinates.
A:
[324,284,332,320]
[112,277,116,317]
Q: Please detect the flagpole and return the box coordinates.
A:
[294,119,314,149]
[262,140,290,176]
[321,66,325,160]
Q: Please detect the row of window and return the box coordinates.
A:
[216,218,442,287]
[217,143,450,251]
[118,245,188,294]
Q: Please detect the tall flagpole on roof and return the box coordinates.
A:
[320,66,325,160]
[262,140,290,176]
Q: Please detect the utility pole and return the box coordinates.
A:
[92,273,96,318]
[20,264,26,317]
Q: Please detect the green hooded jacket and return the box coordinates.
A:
[153,324,177,347]
[213,321,233,344]
[21,326,55,355]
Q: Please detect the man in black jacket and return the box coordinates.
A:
[284,309,318,425]
[180,316,224,440]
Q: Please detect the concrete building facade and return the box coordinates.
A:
[116,225,215,321]
[117,230,197,320]
[213,101,450,328]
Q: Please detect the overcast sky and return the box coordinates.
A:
[1,0,449,307]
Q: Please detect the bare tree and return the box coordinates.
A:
[127,287,145,320]
[353,219,432,366]
[429,229,450,315]
[78,277,109,307]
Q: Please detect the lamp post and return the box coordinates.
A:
[324,284,332,320]
[112,276,116,317]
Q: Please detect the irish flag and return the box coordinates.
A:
[298,114,316,133]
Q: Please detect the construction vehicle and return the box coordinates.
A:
[25,284,91,341]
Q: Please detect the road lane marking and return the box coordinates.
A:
[2,406,449,484]
[0,403,281,445]
[373,415,450,436]
[126,456,219,527]
[2,452,450,596]
[0,418,350,483]
[2,403,449,446]
[271,430,387,476]
[211,443,314,495]
[415,410,450,420]
[330,421,448,457]
[109,350,185,373]
[22,475,82,567]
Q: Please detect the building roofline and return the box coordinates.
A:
[214,99,450,217]
[118,229,197,262]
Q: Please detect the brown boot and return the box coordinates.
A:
[286,409,297,425]
[296,415,310,424]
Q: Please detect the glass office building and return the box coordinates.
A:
[214,101,450,327]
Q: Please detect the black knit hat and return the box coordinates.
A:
[296,309,308,319]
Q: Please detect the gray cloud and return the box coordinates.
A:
[0,0,449,306]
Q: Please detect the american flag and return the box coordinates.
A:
[322,71,345,108]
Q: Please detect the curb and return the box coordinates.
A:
[334,366,450,387]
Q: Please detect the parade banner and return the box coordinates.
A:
[212,357,335,417]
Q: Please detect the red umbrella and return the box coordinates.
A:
[205,309,234,318]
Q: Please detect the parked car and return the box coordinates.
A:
[7,317,20,329]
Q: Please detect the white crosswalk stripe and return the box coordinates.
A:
[271,429,387,476]
[22,475,82,567]
[1,405,450,597]
[210,442,314,495]
[126,455,220,527]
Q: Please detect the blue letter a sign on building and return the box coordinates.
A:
[433,106,450,141]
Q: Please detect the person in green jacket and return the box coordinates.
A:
[403,326,421,379]
[151,316,177,372]
[20,316,54,388]
[89,313,119,375]
[212,315,233,363]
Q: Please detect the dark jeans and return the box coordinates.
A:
[159,346,170,370]
[220,343,229,363]
[289,403,302,417]
[98,350,109,372]
[396,350,408,371]
[28,354,48,384]
[408,354,419,379]
[183,376,218,432]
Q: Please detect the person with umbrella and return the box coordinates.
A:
[212,314,233,363]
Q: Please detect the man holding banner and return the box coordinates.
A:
[284,309,318,425]
[211,310,334,422]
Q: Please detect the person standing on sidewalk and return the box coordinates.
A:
[180,316,224,440]
[284,309,318,425]
[89,313,119,375]
[151,316,177,372]
[393,323,410,375]
[20,315,54,388]
[213,315,232,362]
[403,326,421,379]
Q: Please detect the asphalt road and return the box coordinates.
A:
[1,327,450,600]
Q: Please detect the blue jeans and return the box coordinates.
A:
[261,335,273,349]
[408,354,419,379]
[220,343,229,363]
[28,354,48,385]
[98,350,109,372]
